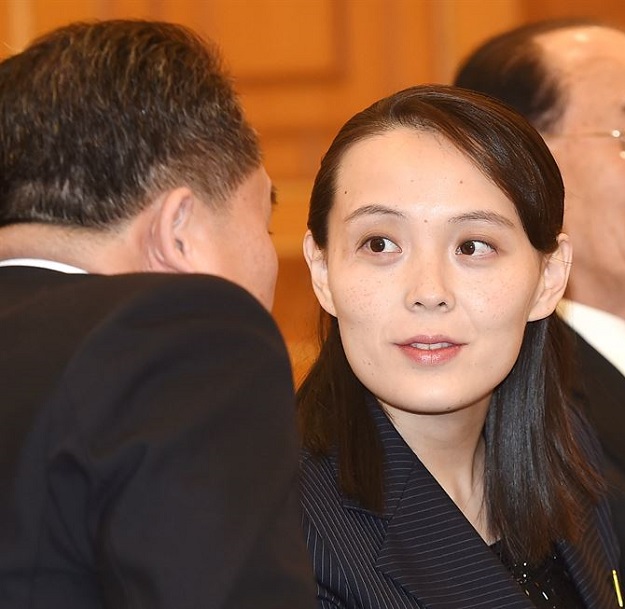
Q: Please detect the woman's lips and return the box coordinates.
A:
[409,341,454,350]
[397,338,464,365]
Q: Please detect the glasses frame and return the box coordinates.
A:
[547,129,625,152]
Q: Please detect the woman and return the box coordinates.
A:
[298,85,621,609]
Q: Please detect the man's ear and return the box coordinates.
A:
[148,187,196,273]
[303,231,336,317]
[528,233,573,321]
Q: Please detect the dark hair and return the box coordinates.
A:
[297,84,603,565]
[454,18,612,132]
[0,20,260,228]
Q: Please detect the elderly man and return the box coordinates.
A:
[0,20,314,608]
[455,18,625,576]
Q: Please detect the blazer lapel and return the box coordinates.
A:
[364,403,534,609]
[557,496,622,609]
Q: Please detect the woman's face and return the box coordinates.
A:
[305,128,569,422]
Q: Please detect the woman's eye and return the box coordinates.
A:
[456,240,494,256]
[363,236,401,253]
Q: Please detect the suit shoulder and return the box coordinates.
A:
[64,273,286,349]
[1,269,278,339]
[74,273,289,368]
[300,451,345,515]
[88,273,274,322]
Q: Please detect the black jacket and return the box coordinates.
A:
[0,267,314,609]
[571,328,625,580]
[301,398,620,609]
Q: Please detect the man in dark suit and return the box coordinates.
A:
[455,18,625,577]
[0,20,314,608]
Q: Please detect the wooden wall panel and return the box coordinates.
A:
[210,0,339,80]
[523,0,625,26]
[425,0,521,82]
[31,0,102,38]
[102,0,158,20]
[0,2,8,54]
[2,0,625,377]
[0,0,33,55]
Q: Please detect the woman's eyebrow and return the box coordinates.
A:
[448,210,515,228]
[343,206,516,228]
[344,204,406,223]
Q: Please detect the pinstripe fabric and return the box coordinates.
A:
[557,495,621,609]
[300,398,621,609]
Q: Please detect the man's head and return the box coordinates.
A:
[455,19,625,318]
[0,20,278,309]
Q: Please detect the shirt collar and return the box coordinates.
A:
[0,258,87,274]
[558,298,625,377]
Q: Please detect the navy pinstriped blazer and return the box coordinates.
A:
[300,398,621,609]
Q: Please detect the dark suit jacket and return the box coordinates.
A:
[0,267,314,609]
[300,401,621,609]
[571,329,625,580]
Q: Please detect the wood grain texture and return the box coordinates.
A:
[2,0,625,377]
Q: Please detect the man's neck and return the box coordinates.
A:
[0,222,142,274]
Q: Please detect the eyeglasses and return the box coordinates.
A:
[547,129,625,154]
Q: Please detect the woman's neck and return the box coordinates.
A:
[382,402,493,543]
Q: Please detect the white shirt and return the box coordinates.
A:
[0,258,87,274]
[558,298,625,377]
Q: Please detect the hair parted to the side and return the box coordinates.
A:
[0,20,260,228]
[453,18,613,132]
[297,84,604,566]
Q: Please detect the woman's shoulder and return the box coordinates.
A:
[299,449,385,532]
[299,450,367,527]
[299,450,393,609]
[300,450,341,504]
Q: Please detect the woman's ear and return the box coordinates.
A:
[148,187,196,273]
[528,233,573,321]
[303,230,336,317]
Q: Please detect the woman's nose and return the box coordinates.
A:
[405,258,455,311]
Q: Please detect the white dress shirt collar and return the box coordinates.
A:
[558,298,625,377]
[0,258,87,274]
